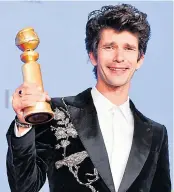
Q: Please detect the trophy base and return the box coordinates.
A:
[23,101,54,124]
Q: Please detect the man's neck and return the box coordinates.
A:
[95,82,130,106]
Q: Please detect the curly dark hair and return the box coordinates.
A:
[85,4,151,78]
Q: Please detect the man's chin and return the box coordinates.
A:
[106,81,130,88]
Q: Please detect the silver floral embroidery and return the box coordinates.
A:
[51,98,99,192]
[55,151,88,169]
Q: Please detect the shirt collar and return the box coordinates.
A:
[91,86,133,124]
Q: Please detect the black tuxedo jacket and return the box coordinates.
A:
[6,88,171,192]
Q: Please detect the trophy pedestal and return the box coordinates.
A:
[24,101,54,124]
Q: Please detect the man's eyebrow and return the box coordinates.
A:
[101,42,137,49]
[124,43,137,49]
[102,42,116,46]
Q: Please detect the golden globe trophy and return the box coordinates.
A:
[15,27,54,124]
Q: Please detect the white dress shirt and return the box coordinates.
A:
[15,87,134,191]
[91,87,134,191]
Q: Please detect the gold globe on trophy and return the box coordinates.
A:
[15,27,54,124]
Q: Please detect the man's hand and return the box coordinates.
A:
[12,82,51,133]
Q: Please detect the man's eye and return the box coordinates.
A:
[104,46,113,50]
[125,47,135,51]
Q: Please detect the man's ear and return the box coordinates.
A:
[89,52,97,66]
[136,54,144,70]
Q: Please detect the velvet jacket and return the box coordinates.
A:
[6,88,171,192]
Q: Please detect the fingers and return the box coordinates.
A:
[20,93,48,107]
[15,82,43,96]
[12,83,51,112]
[45,94,51,101]
[45,92,51,101]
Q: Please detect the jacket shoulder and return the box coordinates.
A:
[50,95,76,109]
[50,88,92,109]
[139,112,167,150]
[132,101,167,149]
[139,109,166,132]
[145,116,164,129]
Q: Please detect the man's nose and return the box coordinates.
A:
[113,49,124,63]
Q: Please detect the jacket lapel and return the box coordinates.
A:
[65,88,115,192]
[118,100,153,192]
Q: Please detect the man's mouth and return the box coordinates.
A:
[108,67,128,71]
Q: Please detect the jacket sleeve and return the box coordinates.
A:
[6,119,55,192]
[150,126,171,192]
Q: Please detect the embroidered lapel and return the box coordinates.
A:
[65,88,115,192]
[50,95,101,192]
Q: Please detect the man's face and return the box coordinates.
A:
[90,28,144,88]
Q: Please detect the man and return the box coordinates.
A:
[6,3,171,192]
